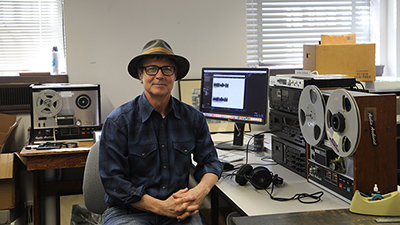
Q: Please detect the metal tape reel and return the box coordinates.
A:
[298,85,326,146]
[325,89,361,157]
[35,89,63,117]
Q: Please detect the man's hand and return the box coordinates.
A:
[173,173,219,221]
[130,173,218,221]
[173,186,206,221]
[161,188,199,219]
[129,188,197,220]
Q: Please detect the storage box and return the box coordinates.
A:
[320,34,356,45]
[0,113,20,153]
[0,153,20,210]
[303,44,376,81]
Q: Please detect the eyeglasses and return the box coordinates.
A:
[140,65,176,76]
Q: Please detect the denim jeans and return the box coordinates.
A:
[102,206,207,225]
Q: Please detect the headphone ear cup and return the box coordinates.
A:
[235,164,253,186]
[250,167,272,189]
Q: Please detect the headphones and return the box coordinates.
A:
[235,164,283,189]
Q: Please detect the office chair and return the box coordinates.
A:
[83,141,108,214]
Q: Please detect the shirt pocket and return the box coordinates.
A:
[173,141,195,176]
[128,144,158,177]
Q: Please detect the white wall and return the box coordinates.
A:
[10,2,246,224]
[9,1,247,152]
[64,0,247,121]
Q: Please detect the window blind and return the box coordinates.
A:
[0,0,65,74]
[247,0,371,67]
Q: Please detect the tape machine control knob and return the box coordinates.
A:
[330,161,339,171]
[309,166,319,175]
[76,120,82,126]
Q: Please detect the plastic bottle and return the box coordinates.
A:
[373,184,379,193]
[371,184,383,200]
[52,46,59,75]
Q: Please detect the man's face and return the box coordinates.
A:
[138,57,177,99]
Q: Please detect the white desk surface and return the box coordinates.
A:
[211,132,350,216]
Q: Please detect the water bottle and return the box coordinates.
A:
[52,46,59,75]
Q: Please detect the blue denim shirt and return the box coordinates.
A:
[99,92,223,208]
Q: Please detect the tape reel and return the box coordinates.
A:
[299,86,361,157]
[325,89,361,157]
[298,85,326,146]
[34,89,63,117]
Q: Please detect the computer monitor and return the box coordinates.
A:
[200,67,270,150]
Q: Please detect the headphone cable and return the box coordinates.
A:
[243,131,323,204]
[265,183,324,204]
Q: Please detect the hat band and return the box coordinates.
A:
[142,47,173,55]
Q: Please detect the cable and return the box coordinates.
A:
[234,122,243,138]
[265,183,324,204]
[260,156,275,163]
[228,130,323,204]
[244,130,271,164]
[245,134,254,164]
[53,116,57,142]
[354,80,365,91]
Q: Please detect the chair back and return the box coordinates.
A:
[83,141,108,214]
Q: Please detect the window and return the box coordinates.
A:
[0,0,65,75]
[247,0,371,68]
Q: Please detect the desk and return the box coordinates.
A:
[210,133,349,225]
[19,141,93,225]
[231,208,400,225]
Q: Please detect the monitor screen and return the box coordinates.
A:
[200,67,269,150]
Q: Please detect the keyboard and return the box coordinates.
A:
[217,150,245,163]
[37,142,63,150]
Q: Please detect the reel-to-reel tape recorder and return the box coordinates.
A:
[30,83,101,143]
[299,85,398,202]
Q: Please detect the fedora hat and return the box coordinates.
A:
[128,39,190,81]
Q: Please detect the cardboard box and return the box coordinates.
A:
[0,114,20,154]
[320,34,356,45]
[0,153,20,210]
[303,44,376,82]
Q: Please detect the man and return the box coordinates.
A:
[99,39,223,224]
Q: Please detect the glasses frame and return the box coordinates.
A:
[140,65,177,76]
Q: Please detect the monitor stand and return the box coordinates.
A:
[215,122,254,151]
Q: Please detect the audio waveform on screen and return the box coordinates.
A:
[212,97,228,102]
[213,83,229,88]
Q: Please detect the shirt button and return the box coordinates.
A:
[184,149,188,153]
[161,144,165,148]
[162,186,166,189]
[141,153,145,156]
[131,190,136,194]
[163,165,167,169]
